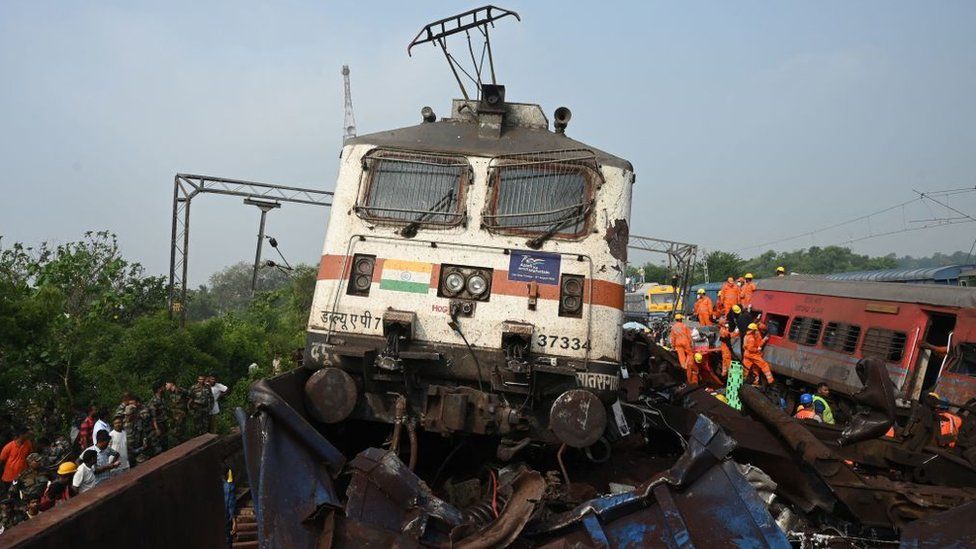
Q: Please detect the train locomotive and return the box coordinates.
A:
[303,78,634,453]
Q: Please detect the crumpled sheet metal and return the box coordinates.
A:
[237,370,346,549]
[528,416,789,548]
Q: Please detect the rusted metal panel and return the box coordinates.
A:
[2,434,238,548]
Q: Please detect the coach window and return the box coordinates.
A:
[765,314,789,337]
[862,327,908,362]
[947,343,976,376]
[822,322,862,354]
[484,152,597,240]
[788,316,823,346]
[357,151,470,228]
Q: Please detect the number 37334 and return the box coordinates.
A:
[535,334,591,351]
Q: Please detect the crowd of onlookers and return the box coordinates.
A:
[0,374,228,534]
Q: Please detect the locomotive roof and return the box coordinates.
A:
[756,276,976,309]
[346,100,633,171]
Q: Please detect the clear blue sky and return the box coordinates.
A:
[1,1,975,281]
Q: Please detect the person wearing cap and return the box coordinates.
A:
[135,407,162,463]
[684,352,704,385]
[794,394,821,421]
[12,453,48,502]
[717,277,739,321]
[716,317,739,376]
[0,427,33,496]
[729,304,753,355]
[39,462,77,510]
[692,288,714,327]
[743,322,775,385]
[776,266,786,277]
[188,375,216,437]
[669,314,693,367]
[740,273,757,309]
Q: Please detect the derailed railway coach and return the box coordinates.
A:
[752,277,976,406]
[304,93,635,448]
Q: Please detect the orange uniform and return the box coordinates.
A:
[718,323,737,375]
[684,353,701,385]
[693,295,714,326]
[939,411,962,448]
[718,281,739,315]
[740,281,756,308]
[795,407,817,420]
[743,329,774,384]
[670,320,693,366]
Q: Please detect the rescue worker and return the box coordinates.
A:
[795,394,822,421]
[717,277,739,320]
[137,407,162,462]
[717,317,738,376]
[684,352,703,385]
[11,453,47,502]
[934,395,963,448]
[148,381,169,448]
[669,314,693,367]
[692,288,714,326]
[740,273,757,309]
[813,382,835,424]
[165,381,189,445]
[743,323,775,385]
[776,266,786,277]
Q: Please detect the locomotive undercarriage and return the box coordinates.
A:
[304,330,622,451]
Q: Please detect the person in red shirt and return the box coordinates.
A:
[78,406,97,451]
[0,428,33,495]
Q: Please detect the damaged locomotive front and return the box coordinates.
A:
[304,93,635,450]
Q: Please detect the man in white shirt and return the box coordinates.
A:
[108,417,129,471]
[72,450,98,493]
[92,409,111,442]
[207,375,228,417]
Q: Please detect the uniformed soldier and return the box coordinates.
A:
[12,454,48,502]
[147,381,170,448]
[137,407,162,462]
[187,375,215,437]
[42,435,71,472]
[0,498,27,530]
[164,381,189,445]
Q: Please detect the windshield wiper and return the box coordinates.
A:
[398,189,457,238]
[525,202,592,249]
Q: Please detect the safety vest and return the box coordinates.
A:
[812,396,834,425]
[939,412,963,448]
[795,407,817,420]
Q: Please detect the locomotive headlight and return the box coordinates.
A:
[346,254,375,296]
[466,273,488,296]
[559,274,585,317]
[444,272,466,295]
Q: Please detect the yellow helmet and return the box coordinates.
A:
[57,461,78,475]
[745,273,753,279]
[674,314,684,321]
[776,266,786,273]
[694,352,703,363]
[732,305,742,314]
[748,322,758,331]
[697,288,705,294]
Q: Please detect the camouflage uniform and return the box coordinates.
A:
[0,503,26,530]
[137,408,162,462]
[147,392,169,447]
[13,459,48,502]
[166,387,189,444]
[42,436,71,471]
[187,382,214,437]
[113,402,128,422]
[123,405,141,465]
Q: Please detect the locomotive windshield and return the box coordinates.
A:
[485,154,596,239]
[357,151,469,227]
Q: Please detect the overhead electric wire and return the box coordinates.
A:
[735,186,976,253]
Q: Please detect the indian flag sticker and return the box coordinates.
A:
[379,259,432,294]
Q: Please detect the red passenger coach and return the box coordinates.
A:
[752,278,976,405]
